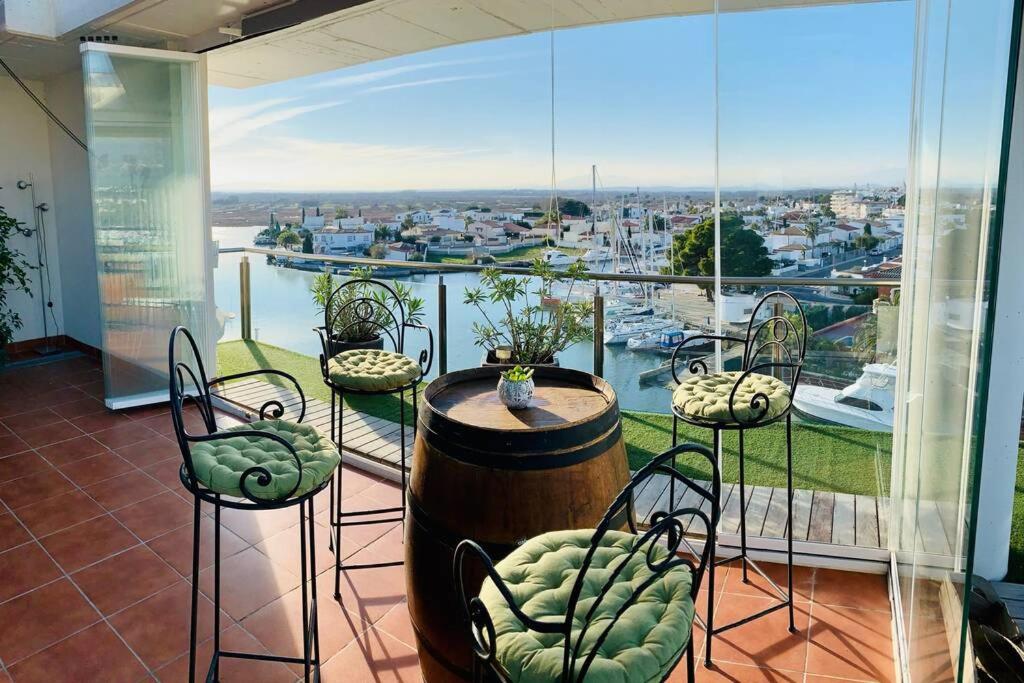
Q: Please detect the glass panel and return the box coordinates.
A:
[82,46,212,407]
[894,0,1018,679]
[714,1,915,549]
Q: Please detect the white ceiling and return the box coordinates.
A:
[207,0,889,88]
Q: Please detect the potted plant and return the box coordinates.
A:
[464,259,592,366]
[0,204,33,365]
[497,365,534,410]
[311,266,424,354]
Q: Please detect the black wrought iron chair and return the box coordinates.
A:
[169,326,339,683]
[313,276,433,600]
[454,443,719,683]
[668,290,807,665]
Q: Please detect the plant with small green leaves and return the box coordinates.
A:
[500,365,534,383]
[464,259,592,364]
[0,204,33,361]
[312,266,424,343]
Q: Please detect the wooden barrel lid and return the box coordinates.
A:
[419,366,620,470]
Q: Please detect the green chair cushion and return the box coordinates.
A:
[327,349,420,391]
[672,371,790,424]
[479,529,695,683]
[188,419,340,501]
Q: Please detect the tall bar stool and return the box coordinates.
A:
[169,326,340,683]
[668,291,806,666]
[313,277,433,600]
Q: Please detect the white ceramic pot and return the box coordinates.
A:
[497,377,534,410]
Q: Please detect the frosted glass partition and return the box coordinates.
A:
[81,44,213,408]
[893,0,1018,679]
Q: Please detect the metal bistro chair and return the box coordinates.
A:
[668,290,807,665]
[454,443,719,683]
[169,326,340,683]
[313,277,433,600]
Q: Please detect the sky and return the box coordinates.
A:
[207,1,916,193]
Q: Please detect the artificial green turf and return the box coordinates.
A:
[217,340,890,496]
[1009,446,1024,582]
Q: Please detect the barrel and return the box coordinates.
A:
[405,366,631,682]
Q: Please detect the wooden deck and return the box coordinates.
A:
[994,582,1024,631]
[212,379,959,554]
[212,378,413,469]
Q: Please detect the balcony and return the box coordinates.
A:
[0,352,897,682]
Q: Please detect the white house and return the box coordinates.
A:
[334,216,367,230]
[395,210,432,225]
[386,243,417,262]
[302,214,326,230]
[312,226,373,254]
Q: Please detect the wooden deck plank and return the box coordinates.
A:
[791,488,813,542]
[632,473,668,524]
[918,499,952,556]
[761,486,790,540]
[878,496,890,548]
[807,491,835,543]
[719,483,742,535]
[743,486,772,538]
[855,494,880,548]
[832,493,856,546]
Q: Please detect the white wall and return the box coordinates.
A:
[43,68,102,349]
[0,76,65,343]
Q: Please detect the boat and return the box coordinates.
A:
[581,247,611,263]
[791,363,896,432]
[604,301,654,318]
[542,249,579,266]
[603,317,673,345]
[626,327,692,352]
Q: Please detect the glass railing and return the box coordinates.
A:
[213,246,899,553]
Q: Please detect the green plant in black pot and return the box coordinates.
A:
[0,204,33,364]
[312,266,424,353]
[464,259,592,365]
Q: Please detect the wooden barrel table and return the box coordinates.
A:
[405,366,630,682]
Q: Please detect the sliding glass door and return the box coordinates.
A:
[892,0,1020,679]
[81,43,214,408]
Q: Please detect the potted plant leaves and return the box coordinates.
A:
[311,266,424,355]
[464,259,592,366]
[497,365,534,410]
[0,203,33,366]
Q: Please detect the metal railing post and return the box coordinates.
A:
[593,286,604,377]
[772,298,783,379]
[240,255,252,341]
[438,275,447,375]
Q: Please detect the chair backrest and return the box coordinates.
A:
[323,278,408,355]
[741,290,808,378]
[560,444,716,681]
[167,326,217,487]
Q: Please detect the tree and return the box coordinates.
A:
[368,243,388,259]
[559,198,591,218]
[301,232,314,254]
[669,213,772,300]
[277,230,301,248]
[802,219,823,249]
[401,216,415,231]
[863,222,873,236]
[374,225,392,242]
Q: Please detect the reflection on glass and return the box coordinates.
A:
[894,0,1017,679]
[82,47,211,407]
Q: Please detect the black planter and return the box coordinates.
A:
[329,335,384,357]
[480,350,559,367]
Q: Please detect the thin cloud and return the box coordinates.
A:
[209,97,296,131]
[364,73,500,93]
[211,100,347,148]
[313,52,536,89]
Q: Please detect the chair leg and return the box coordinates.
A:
[686,635,695,681]
[335,388,344,601]
[188,497,202,683]
[328,391,336,555]
[213,496,221,682]
[308,498,322,677]
[786,413,796,633]
[705,428,719,668]
[738,427,749,583]
[300,501,311,682]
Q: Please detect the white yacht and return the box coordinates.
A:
[542,249,579,266]
[581,247,611,263]
[792,363,896,432]
[603,317,673,345]
[626,328,692,352]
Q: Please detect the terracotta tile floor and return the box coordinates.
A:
[0,356,896,682]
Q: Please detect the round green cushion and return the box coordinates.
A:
[479,529,694,683]
[672,371,790,424]
[327,349,420,391]
[188,419,340,501]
